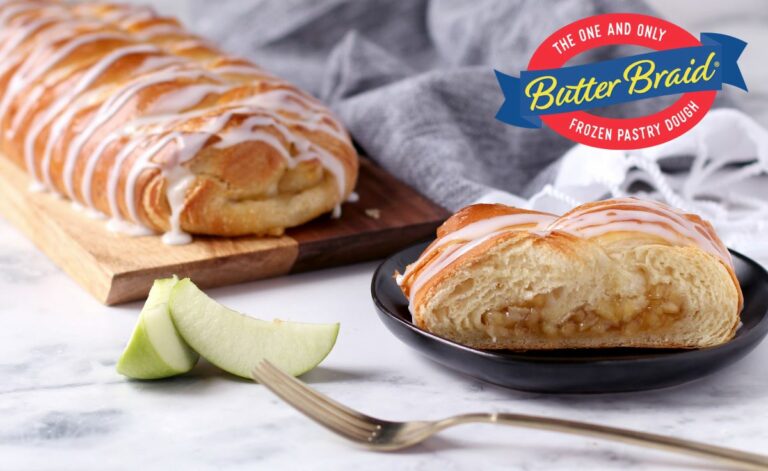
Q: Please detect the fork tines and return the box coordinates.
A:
[251,361,381,443]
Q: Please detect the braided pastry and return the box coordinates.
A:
[0,1,358,244]
[397,198,742,350]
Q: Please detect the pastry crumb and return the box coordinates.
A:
[365,208,381,219]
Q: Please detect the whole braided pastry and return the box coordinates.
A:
[0,1,358,244]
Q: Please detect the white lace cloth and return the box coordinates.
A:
[474,109,768,266]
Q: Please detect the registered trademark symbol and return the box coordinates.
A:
[714,61,720,68]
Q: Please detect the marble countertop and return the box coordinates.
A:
[1,216,767,471]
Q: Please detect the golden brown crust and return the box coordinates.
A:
[399,203,556,300]
[0,1,358,238]
[436,203,554,238]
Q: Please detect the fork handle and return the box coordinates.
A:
[440,413,768,471]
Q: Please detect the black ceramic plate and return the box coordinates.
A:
[372,242,768,393]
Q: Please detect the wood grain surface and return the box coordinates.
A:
[0,157,448,305]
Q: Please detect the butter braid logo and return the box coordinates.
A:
[494,13,747,149]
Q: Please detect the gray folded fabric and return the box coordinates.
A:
[185,0,683,210]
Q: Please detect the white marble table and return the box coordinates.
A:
[0,216,766,471]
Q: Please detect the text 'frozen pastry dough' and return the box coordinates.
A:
[397,198,742,350]
[0,1,358,244]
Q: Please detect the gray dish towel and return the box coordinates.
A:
[184,0,685,211]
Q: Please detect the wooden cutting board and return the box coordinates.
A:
[0,157,448,305]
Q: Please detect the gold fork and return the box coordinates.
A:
[252,360,768,470]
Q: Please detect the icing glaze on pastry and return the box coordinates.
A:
[399,198,735,308]
[0,1,358,243]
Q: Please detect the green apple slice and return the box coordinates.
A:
[169,278,339,378]
[117,276,199,379]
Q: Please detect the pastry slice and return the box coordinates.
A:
[397,198,742,350]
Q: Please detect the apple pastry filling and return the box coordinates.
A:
[472,285,686,341]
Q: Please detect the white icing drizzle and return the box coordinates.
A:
[42,56,187,196]
[118,106,347,240]
[2,3,353,245]
[105,138,143,221]
[146,82,230,115]
[170,39,212,51]
[86,208,107,220]
[26,44,159,188]
[400,212,556,310]
[129,54,185,76]
[243,89,348,142]
[135,22,184,39]
[0,16,58,59]
[0,31,129,131]
[212,64,273,77]
[161,172,195,245]
[0,21,104,122]
[248,89,323,115]
[434,213,556,251]
[212,116,292,161]
[408,229,505,306]
[79,133,120,208]
[9,84,45,136]
[119,12,157,29]
[28,180,46,192]
[104,113,249,241]
[125,104,347,195]
[295,136,347,198]
[548,199,732,265]
[74,85,346,227]
[0,2,54,27]
[122,136,174,222]
[125,133,207,223]
[100,5,155,25]
[401,198,733,308]
[1,26,117,97]
[155,133,210,245]
[60,66,220,193]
